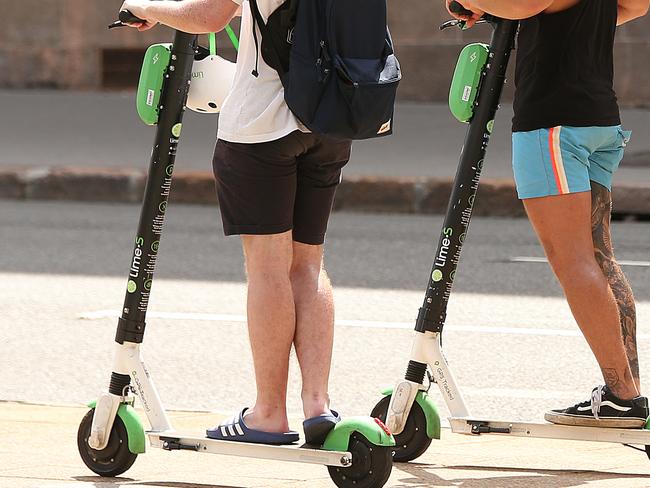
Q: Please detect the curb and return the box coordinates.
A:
[2,166,650,218]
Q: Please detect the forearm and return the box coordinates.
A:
[468,0,553,19]
[143,0,238,33]
[617,0,649,25]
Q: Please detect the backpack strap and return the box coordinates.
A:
[249,0,288,77]
[281,0,299,41]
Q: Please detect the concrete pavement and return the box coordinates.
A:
[3,402,650,488]
[2,203,650,487]
[2,202,649,417]
[1,90,650,217]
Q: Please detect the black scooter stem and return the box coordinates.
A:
[414,19,519,335]
[115,30,198,345]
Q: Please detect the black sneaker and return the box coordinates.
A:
[545,385,649,428]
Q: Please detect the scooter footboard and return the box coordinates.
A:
[449,417,650,444]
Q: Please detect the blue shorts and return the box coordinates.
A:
[512,125,631,199]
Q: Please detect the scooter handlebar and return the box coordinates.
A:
[448,1,474,17]
[445,1,498,27]
[108,10,146,29]
[119,10,146,24]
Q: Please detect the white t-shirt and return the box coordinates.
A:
[218,0,306,143]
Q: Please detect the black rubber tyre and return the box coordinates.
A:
[77,408,138,477]
[371,395,432,463]
[328,432,393,488]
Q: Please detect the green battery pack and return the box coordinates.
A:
[448,43,489,123]
[136,43,173,126]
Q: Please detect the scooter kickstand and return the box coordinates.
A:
[469,421,512,435]
[161,437,201,452]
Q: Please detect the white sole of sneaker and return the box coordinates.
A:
[544,412,647,429]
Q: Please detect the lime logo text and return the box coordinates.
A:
[434,227,453,268]
[130,236,144,279]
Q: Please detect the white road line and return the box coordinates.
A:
[78,310,650,340]
[462,387,581,400]
[510,256,650,267]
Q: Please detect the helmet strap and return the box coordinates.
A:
[225,24,240,51]
[208,32,217,56]
[207,25,239,57]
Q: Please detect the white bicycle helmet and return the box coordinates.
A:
[186,30,238,114]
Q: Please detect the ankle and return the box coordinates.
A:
[302,392,331,418]
[607,384,639,401]
[245,405,290,432]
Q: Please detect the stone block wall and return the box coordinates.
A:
[2,0,649,105]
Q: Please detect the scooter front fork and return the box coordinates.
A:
[88,392,123,450]
[88,342,172,450]
[386,331,470,435]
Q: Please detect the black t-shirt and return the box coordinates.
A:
[512,0,621,132]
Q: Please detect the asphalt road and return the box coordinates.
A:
[1,201,650,425]
[2,200,649,296]
[1,90,650,183]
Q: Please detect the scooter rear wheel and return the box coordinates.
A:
[77,408,138,477]
[371,395,432,462]
[327,432,393,488]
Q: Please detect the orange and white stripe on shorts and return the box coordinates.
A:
[548,126,570,194]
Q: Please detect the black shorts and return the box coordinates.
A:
[212,131,351,245]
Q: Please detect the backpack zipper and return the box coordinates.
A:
[317,40,331,82]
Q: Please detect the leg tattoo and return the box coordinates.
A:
[591,183,640,390]
[602,368,620,389]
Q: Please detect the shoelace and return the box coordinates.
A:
[590,385,605,420]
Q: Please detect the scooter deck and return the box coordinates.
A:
[449,417,650,444]
[148,431,352,467]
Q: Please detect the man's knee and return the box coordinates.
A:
[243,232,293,278]
[290,243,324,287]
[552,255,605,291]
[290,261,322,288]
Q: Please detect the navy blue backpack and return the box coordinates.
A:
[249,0,401,140]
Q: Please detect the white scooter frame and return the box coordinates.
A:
[89,342,352,468]
[387,331,650,447]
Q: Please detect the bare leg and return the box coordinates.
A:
[591,183,640,391]
[241,231,295,433]
[291,241,335,419]
[524,192,639,400]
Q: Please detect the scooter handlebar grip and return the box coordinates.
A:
[448,1,474,17]
[119,10,146,24]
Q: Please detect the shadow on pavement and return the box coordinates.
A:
[72,477,244,488]
[394,463,649,487]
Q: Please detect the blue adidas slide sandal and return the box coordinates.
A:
[206,408,299,445]
[302,410,341,446]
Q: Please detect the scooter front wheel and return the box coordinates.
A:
[77,408,138,477]
[371,395,432,462]
[327,432,393,488]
